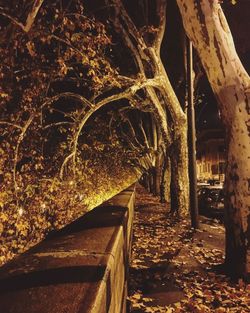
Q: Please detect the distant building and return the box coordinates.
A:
[196,129,226,182]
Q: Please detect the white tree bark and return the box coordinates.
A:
[177,0,250,277]
[108,0,189,215]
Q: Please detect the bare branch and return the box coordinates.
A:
[0,121,22,130]
[139,119,150,149]
[108,0,148,75]
[59,77,165,179]
[41,92,95,111]
[59,152,74,179]
[43,121,73,130]
[147,48,186,130]
[125,118,144,149]
[13,115,34,204]
[0,11,26,31]
[24,0,44,32]
[0,0,44,32]
[152,1,167,54]
[109,0,146,49]
[50,35,85,58]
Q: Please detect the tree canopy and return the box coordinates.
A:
[0,0,249,279]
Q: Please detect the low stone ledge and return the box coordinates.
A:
[0,185,135,313]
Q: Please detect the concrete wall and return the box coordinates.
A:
[0,185,135,313]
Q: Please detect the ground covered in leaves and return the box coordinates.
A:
[128,185,250,313]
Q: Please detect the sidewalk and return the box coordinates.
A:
[128,185,250,313]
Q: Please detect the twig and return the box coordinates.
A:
[50,35,85,58]
[0,121,22,130]
[43,121,73,130]
[0,0,44,32]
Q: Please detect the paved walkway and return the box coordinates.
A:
[127,185,249,313]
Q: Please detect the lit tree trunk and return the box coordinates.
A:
[154,151,162,196]
[152,124,163,196]
[108,0,190,215]
[177,0,250,278]
[169,124,189,216]
[151,117,158,195]
[149,167,156,195]
[160,153,171,203]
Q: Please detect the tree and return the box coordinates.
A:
[0,0,140,265]
[176,0,250,279]
[105,0,190,215]
[0,0,191,217]
[0,0,190,265]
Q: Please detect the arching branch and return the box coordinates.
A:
[153,1,167,54]
[0,0,44,32]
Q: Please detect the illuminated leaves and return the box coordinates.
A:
[16,220,29,237]
[0,0,125,266]
[0,106,141,266]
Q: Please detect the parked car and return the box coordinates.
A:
[197,182,210,191]
[207,179,217,185]
[198,186,224,218]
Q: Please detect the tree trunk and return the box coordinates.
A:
[154,152,162,196]
[148,167,154,194]
[170,161,178,215]
[169,124,189,216]
[108,0,190,216]
[160,154,171,203]
[224,120,250,279]
[177,0,250,278]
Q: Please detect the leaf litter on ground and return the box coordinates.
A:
[128,184,250,313]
